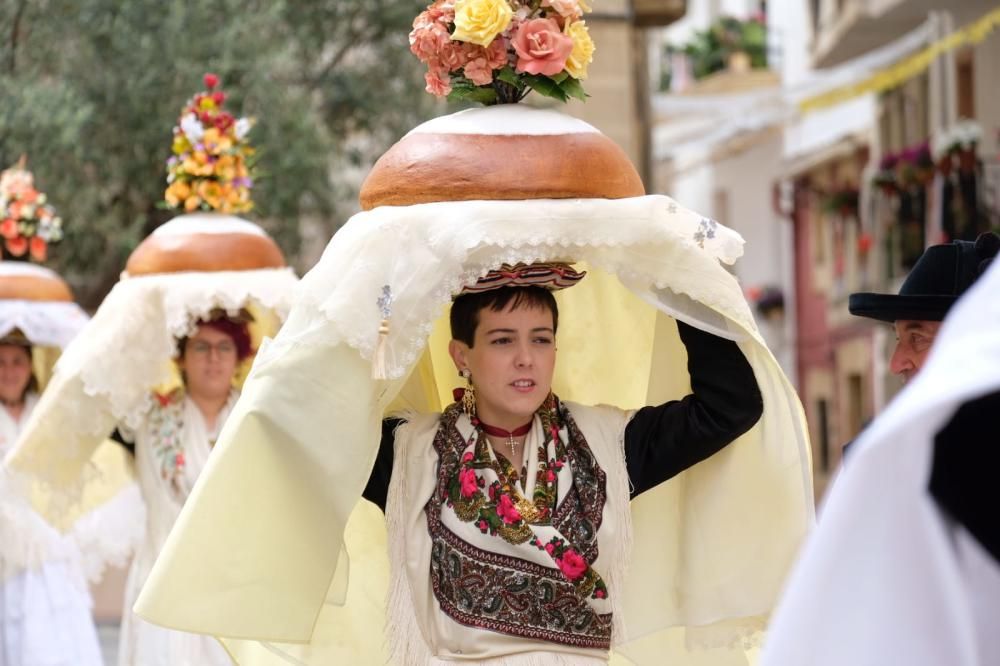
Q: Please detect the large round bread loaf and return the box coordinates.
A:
[0,262,74,302]
[125,214,285,276]
[359,106,644,210]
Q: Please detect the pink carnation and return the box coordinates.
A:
[485,38,509,69]
[496,494,522,525]
[424,68,452,97]
[512,18,573,76]
[557,548,587,581]
[543,0,583,19]
[410,20,451,63]
[459,467,479,498]
[464,55,494,85]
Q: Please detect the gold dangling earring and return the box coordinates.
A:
[460,368,477,418]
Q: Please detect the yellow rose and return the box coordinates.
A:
[452,0,512,47]
[564,20,595,80]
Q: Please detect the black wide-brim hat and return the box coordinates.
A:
[849,233,1000,323]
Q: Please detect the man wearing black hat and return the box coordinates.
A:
[849,232,1000,382]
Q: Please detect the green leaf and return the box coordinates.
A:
[560,77,587,102]
[496,66,521,87]
[549,71,569,84]
[447,84,499,104]
[522,74,568,103]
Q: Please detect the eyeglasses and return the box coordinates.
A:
[187,340,237,357]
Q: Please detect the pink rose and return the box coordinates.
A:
[464,56,494,85]
[497,494,522,524]
[424,69,452,97]
[557,548,587,581]
[459,468,479,498]
[512,18,573,76]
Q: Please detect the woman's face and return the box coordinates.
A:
[0,344,33,405]
[177,325,239,400]
[449,302,556,428]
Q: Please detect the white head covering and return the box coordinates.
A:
[761,260,1000,666]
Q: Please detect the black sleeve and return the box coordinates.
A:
[362,417,404,512]
[624,320,763,499]
[110,428,135,457]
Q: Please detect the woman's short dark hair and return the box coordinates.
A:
[450,286,558,347]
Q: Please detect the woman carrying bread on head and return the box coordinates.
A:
[4,76,299,665]
[132,9,815,665]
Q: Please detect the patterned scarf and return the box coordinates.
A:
[426,394,613,648]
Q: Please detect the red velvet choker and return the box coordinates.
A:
[475,418,532,445]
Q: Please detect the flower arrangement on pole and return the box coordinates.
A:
[410,0,595,104]
[164,73,256,214]
[0,157,64,262]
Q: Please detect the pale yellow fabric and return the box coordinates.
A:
[133,197,813,665]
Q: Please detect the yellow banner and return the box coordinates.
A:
[800,6,1000,113]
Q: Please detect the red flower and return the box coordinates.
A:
[594,588,606,599]
[212,91,226,105]
[546,469,556,483]
[29,237,47,261]
[203,73,220,89]
[5,236,27,257]
[557,548,587,581]
[0,218,17,239]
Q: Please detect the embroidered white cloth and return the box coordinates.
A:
[761,260,1000,666]
[134,195,815,665]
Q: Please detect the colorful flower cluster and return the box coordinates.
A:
[164,73,255,214]
[410,0,596,104]
[0,158,64,262]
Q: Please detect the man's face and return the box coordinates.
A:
[890,319,942,382]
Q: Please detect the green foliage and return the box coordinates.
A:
[674,15,768,80]
[0,0,432,306]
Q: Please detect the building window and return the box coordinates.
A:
[817,398,831,472]
[957,51,974,120]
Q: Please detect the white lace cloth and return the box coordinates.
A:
[272,195,748,381]
[761,260,1000,666]
[4,267,298,505]
[0,299,89,349]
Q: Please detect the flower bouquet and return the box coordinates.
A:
[409,0,596,104]
[164,74,255,214]
[0,157,64,262]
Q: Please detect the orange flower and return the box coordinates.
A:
[164,181,192,208]
[184,194,202,212]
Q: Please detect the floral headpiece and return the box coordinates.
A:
[410,0,596,104]
[0,157,64,262]
[460,262,586,294]
[164,73,255,214]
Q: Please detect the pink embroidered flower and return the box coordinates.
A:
[477,519,489,532]
[594,588,606,599]
[557,548,587,581]
[544,542,556,555]
[424,69,452,97]
[496,494,522,524]
[464,55,494,85]
[512,18,573,76]
[459,467,479,498]
[462,451,474,463]
[546,469,556,483]
[174,452,185,468]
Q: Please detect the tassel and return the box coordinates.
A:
[372,285,393,380]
